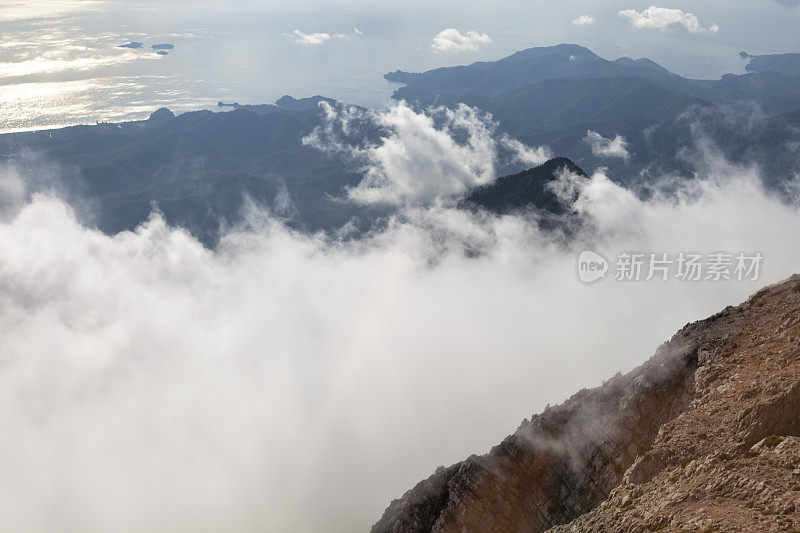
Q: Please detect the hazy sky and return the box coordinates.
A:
[1,0,799,131]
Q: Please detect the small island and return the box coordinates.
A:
[152,44,175,50]
[156,51,169,56]
[118,42,143,49]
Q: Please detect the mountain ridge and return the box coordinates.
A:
[2,44,800,245]
[384,44,800,181]
[385,44,800,110]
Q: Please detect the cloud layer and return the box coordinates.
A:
[619,6,719,34]
[2,106,800,533]
[431,29,492,53]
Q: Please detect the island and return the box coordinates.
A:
[152,44,175,50]
[118,42,143,49]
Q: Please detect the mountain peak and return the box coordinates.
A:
[147,107,175,123]
[613,56,673,75]
[505,43,600,61]
[461,157,586,216]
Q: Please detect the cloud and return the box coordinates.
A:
[619,6,719,34]
[773,0,800,6]
[289,29,332,45]
[572,15,595,26]
[306,101,496,204]
[584,130,630,160]
[1,149,799,532]
[288,28,364,45]
[0,167,27,212]
[499,135,553,167]
[431,29,492,53]
[303,101,551,205]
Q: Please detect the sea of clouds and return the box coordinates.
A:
[0,102,799,532]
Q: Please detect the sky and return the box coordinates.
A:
[1,0,800,131]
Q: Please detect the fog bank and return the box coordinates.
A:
[1,136,799,532]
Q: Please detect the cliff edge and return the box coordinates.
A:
[374,275,800,532]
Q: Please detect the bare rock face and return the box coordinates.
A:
[373,275,800,533]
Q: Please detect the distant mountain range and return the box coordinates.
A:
[0,97,386,245]
[2,44,799,245]
[387,44,800,113]
[386,44,800,182]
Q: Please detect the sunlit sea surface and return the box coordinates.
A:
[0,1,401,133]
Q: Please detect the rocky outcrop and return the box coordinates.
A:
[147,108,175,123]
[373,275,800,532]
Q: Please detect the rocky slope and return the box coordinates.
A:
[373,276,800,532]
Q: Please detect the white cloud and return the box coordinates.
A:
[572,15,595,26]
[619,6,719,34]
[303,101,551,205]
[431,29,492,53]
[288,28,364,45]
[584,130,630,160]
[1,153,799,532]
[499,135,553,167]
[347,103,497,204]
[289,29,332,45]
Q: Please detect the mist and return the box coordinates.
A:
[1,112,800,532]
